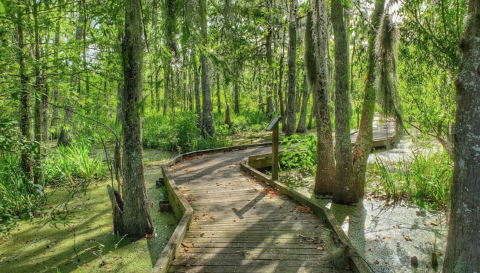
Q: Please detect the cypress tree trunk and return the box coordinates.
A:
[265,0,274,118]
[59,15,85,146]
[200,0,215,137]
[217,73,221,114]
[296,78,310,133]
[234,69,240,114]
[50,8,61,139]
[278,29,286,131]
[331,0,355,204]
[311,0,335,194]
[163,69,169,116]
[299,13,316,135]
[193,53,202,128]
[33,0,44,185]
[285,0,298,136]
[119,0,154,238]
[351,0,386,198]
[443,0,480,271]
[17,2,33,178]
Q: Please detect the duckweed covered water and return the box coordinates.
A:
[0,156,177,273]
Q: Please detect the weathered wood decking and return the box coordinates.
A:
[167,147,351,273]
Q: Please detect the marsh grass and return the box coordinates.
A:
[373,148,452,210]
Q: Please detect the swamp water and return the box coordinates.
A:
[279,136,448,272]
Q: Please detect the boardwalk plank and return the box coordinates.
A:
[167,147,350,272]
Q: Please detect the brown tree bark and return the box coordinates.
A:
[118,0,154,238]
[443,0,480,271]
[285,0,298,136]
[193,53,202,128]
[351,0,386,198]
[331,0,355,204]
[299,12,315,134]
[265,0,274,118]
[33,0,44,185]
[311,0,335,194]
[17,1,33,178]
[200,0,215,137]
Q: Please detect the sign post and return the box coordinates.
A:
[266,116,282,181]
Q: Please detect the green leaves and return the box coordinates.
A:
[0,1,5,15]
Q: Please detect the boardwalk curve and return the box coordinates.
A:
[165,147,352,273]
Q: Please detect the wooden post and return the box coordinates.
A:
[266,116,282,181]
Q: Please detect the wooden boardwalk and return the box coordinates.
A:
[167,147,351,273]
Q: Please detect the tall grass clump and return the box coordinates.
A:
[373,148,452,209]
[44,141,106,194]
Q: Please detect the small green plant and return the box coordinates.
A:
[280,134,317,176]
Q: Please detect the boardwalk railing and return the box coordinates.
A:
[240,153,372,273]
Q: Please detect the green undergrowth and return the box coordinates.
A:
[371,148,453,210]
[0,167,177,273]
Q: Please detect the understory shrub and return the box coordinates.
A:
[0,120,45,233]
[143,111,233,153]
[280,134,317,176]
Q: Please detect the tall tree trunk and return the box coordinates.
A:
[234,69,240,114]
[278,27,286,131]
[200,0,215,137]
[306,12,316,134]
[216,72,221,114]
[312,0,335,194]
[193,55,202,128]
[296,89,310,133]
[265,0,274,118]
[33,0,43,185]
[443,0,480,271]
[331,0,355,204]
[351,0,386,198]
[285,0,298,136]
[59,14,85,146]
[151,0,158,111]
[163,68,169,116]
[118,0,154,238]
[17,2,33,178]
[50,9,61,139]
[41,48,49,142]
[298,26,313,136]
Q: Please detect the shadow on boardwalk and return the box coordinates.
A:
[167,147,351,273]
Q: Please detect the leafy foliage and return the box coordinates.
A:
[0,120,45,234]
[280,134,317,176]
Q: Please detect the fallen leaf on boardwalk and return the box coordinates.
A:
[209,216,215,219]
[184,247,189,252]
[212,245,216,248]
[233,220,237,222]
[200,233,205,237]
[184,168,190,171]
[317,247,324,251]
